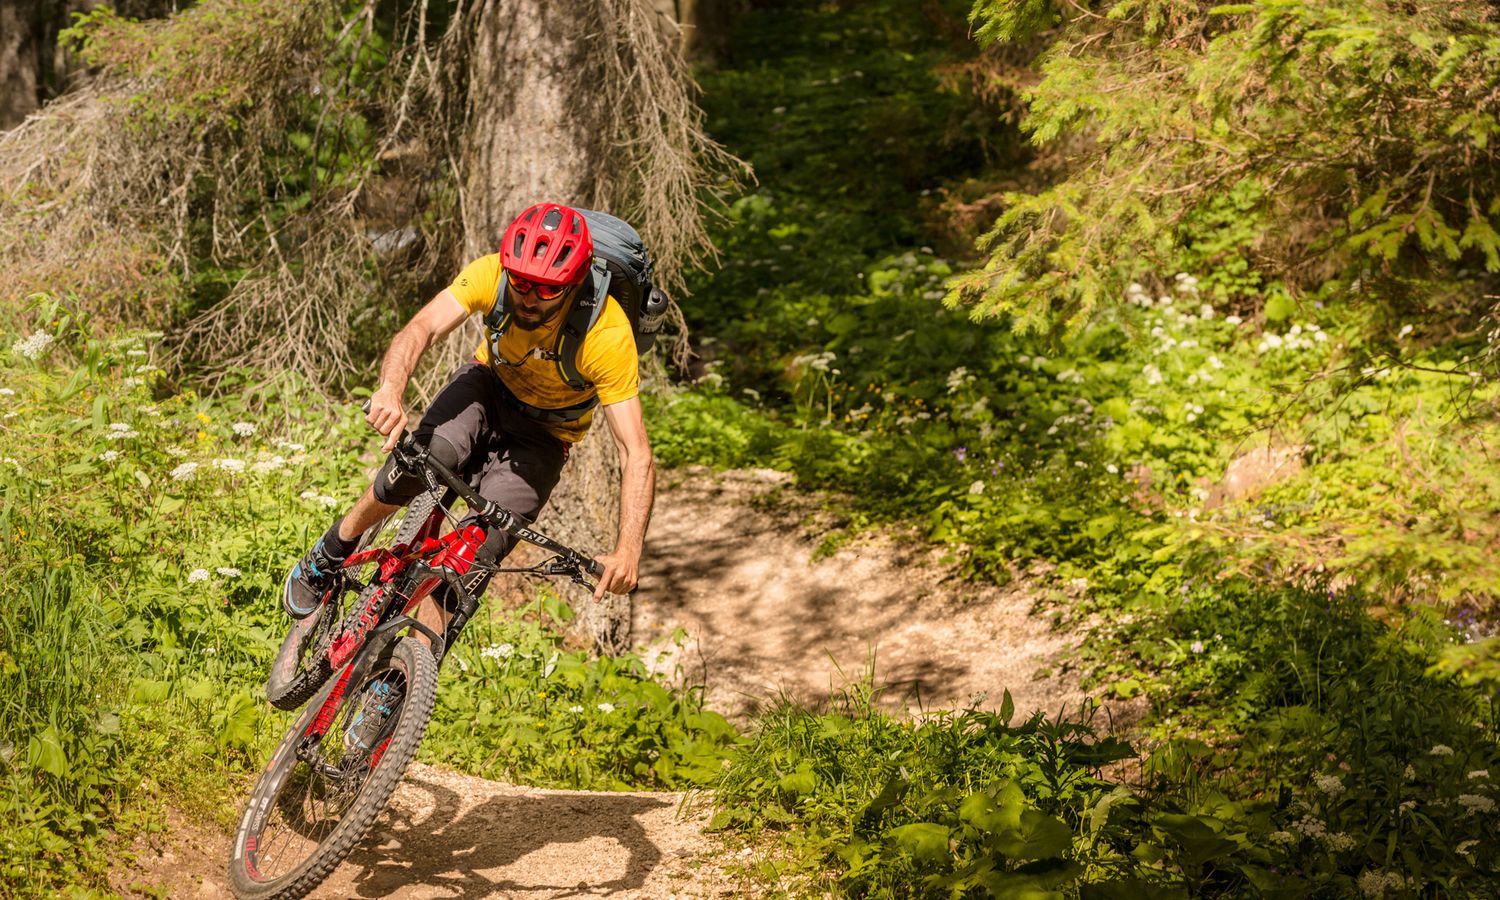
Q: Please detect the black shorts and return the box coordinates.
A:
[373,362,568,561]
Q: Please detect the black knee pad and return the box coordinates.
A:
[371,433,462,506]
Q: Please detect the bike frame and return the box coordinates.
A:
[292,430,602,768]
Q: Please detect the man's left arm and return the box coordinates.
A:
[593,396,655,601]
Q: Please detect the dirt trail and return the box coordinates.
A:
[633,466,1091,722]
[119,763,737,899]
[123,467,1096,899]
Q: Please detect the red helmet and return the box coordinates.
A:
[501,203,593,286]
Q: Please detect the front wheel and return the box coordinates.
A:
[229,636,437,900]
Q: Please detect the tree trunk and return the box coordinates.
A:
[0,0,175,130]
[649,0,739,63]
[458,0,729,653]
[1,1,45,130]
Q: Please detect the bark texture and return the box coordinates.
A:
[0,0,174,130]
[1,0,46,129]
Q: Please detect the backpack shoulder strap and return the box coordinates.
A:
[483,270,511,330]
[553,260,610,392]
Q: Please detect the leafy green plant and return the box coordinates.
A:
[955,0,1500,337]
[424,597,740,790]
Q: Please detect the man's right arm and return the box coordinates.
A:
[367,290,470,451]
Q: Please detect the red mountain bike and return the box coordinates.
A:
[228,428,601,900]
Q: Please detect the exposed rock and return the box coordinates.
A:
[1206,444,1306,509]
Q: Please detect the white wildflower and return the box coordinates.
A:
[216,567,241,578]
[0,387,14,396]
[791,350,836,373]
[568,705,584,714]
[1399,800,1417,813]
[1429,744,1455,756]
[1199,304,1215,319]
[480,643,515,661]
[1315,774,1346,796]
[1190,641,1205,654]
[212,458,245,474]
[968,480,985,495]
[11,332,54,360]
[188,569,210,583]
[122,377,145,388]
[1292,815,1326,838]
[97,450,120,463]
[1105,463,1119,474]
[1,457,22,472]
[945,367,971,392]
[597,702,616,714]
[1143,364,1163,386]
[170,462,199,481]
[1224,315,1243,325]
[1398,324,1413,338]
[1467,770,1489,780]
[231,421,256,437]
[273,440,306,452]
[1268,830,1297,845]
[455,656,469,673]
[1321,832,1357,852]
[141,405,160,416]
[165,446,190,457]
[1358,870,1405,898]
[1457,794,1495,813]
[251,455,289,474]
[1457,839,1479,859]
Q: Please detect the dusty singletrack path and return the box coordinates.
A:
[120,763,737,899]
[632,466,1091,722]
[123,466,1095,898]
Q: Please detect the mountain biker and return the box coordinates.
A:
[281,202,654,638]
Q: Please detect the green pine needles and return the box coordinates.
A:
[953,0,1500,336]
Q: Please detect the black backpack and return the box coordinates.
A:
[482,209,669,421]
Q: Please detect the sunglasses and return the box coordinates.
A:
[509,274,572,301]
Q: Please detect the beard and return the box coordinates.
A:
[511,301,567,330]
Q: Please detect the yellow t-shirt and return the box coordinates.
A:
[448,253,639,443]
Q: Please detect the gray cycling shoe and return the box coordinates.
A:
[282,539,345,619]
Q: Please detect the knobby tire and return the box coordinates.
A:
[264,492,440,711]
[229,636,438,900]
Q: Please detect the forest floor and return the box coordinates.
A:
[117,467,1113,899]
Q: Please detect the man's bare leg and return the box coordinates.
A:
[335,485,402,544]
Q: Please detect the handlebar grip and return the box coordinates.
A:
[585,558,605,579]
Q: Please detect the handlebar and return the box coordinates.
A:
[361,400,605,582]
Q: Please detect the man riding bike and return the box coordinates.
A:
[281,201,654,638]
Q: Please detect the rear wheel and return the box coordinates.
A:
[230,636,438,900]
[264,491,443,711]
